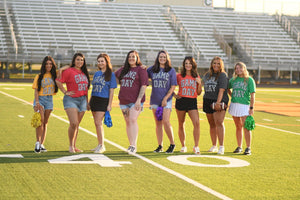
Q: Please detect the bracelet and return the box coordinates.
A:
[250,106,253,109]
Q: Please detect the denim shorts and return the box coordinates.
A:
[33,95,53,110]
[63,95,87,112]
[120,102,144,110]
[150,99,172,110]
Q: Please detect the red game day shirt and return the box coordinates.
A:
[56,67,88,98]
[177,73,200,98]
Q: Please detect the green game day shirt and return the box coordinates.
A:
[229,76,256,105]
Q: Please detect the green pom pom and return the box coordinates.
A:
[244,115,255,131]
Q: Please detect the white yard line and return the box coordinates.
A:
[0,90,232,200]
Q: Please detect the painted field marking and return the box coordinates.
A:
[0,90,233,200]
[3,87,25,90]
[263,119,273,122]
[167,155,250,168]
[0,154,23,158]
[48,154,131,167]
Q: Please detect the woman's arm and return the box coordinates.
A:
[196,77,202,95]
[249,92,255,115]
[134,85,147,110]
[215,88,225,111]
[162,85,176,107]
[34,88,42,112]
[107,88,114,112]
[55,80,67,95]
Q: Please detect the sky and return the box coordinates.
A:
[213,0,300,16]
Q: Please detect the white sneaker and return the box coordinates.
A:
[94,145,106,154]
[208,146,218,152]
[180,146,187,153]
[128,146,137,154]
[40,144,47,152]
[217,146,225,155]
[34,142,40,153]
[193,146,200,154]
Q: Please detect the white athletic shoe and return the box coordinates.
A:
[180,146,187,153]
[193,146,200,155]
[217,146,225,155]
[94,145,106,154]
[208,146,218,152]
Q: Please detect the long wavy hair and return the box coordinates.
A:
[119,50,142,80]
[70,52,90,89]
[180,56,198,78]
[37,56,58,92]
[207,56,226,81]
[151,50,172,73]
[233,62,249,83]
[97,53,113,81]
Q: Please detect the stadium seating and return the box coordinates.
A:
[8,0,189,65]
[170,5,300,66]
[0,11,8,60]
[1,0,300,69]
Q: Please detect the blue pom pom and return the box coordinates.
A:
[104,111,113,128]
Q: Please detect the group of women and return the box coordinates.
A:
[32,50,255,155]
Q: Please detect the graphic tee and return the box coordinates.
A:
[229,76,256,105]
[176,73,200,99]
[56,67,88,98]
[147,66,177,105]
[32,72,56,96]
[202,72,229,103]
[91,71,117,98]
[115,66,148,105]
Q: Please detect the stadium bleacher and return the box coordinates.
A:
[170,5,300,66]
[0,0,300,70]
[6,0,189,65]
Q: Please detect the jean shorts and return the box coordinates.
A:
[120,102,144,110]
[33,95,53,110]
[150,99,172,110]
[63,95,87,112]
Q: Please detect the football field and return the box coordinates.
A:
[0,83,299,200]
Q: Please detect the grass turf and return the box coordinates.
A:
[0,83,300,199]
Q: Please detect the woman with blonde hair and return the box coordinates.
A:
[202,56,229,155]
[228,62,256,155]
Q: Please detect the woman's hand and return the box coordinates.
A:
[134,100,142,111]
[161,98,167,107]
[64,91,75,96]
[173,94,181,99]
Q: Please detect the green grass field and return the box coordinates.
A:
[0,83,299,200]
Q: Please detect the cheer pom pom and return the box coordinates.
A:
[31,111,41,128]
[104,111,113,128]
[244,115,255,131]
[155,106,163,121]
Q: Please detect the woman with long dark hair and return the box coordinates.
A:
[32,56,58,153]
[147,50,177,153]
[174,56,202,154]
[89,53,117,153]
[115,50,148,154]
[56,53,90,153]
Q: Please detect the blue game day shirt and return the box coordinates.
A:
[147,66,177,105]
[91,71,117,98]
